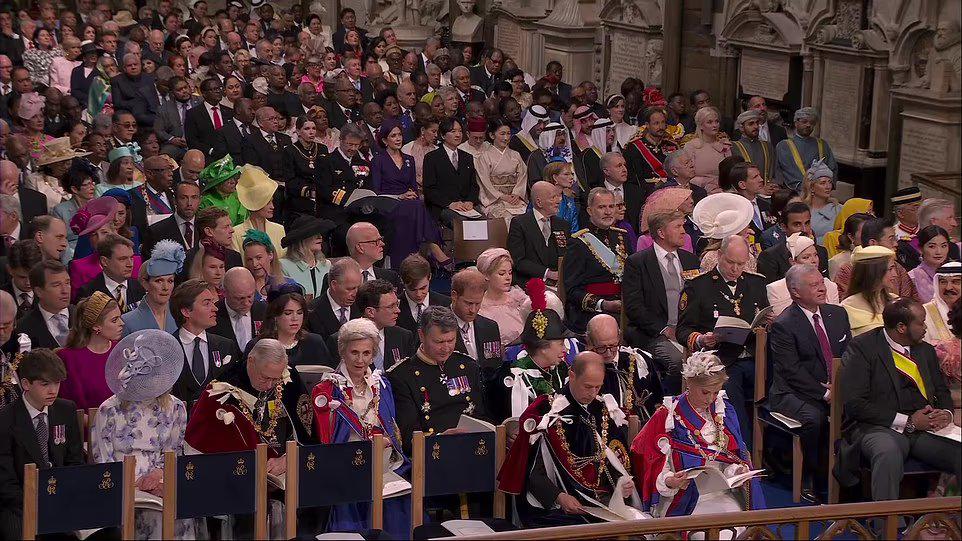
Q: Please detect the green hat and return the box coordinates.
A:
[199,155,242,193]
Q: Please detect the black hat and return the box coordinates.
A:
[891,186,922,206]
[281,215,337,248]
[80,41,103,57]
[510,279,577,345]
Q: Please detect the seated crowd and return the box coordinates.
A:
[0,2,960,539]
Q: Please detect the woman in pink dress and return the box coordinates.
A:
[683,106,731,195]
[476,248,528,346]
[67,196,143,299]
[57,291,124,409]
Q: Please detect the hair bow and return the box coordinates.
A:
[117,335,162,389]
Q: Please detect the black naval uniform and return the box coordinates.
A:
[318,150,374,253]
[387,349,489,454]
[676,268,770,438]
[562,225,631,334]
[623,134,678,188]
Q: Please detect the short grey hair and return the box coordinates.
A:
[123,52,139,65]
[0,290,15,325]
[249,338,289,366]
[426,63,441,76]
[336,318,380,357]
[586,187,613,207]
[451,65,470,79]
[419,305,458,333]
[720,234,749,254]
[436,85,458,102]
[97,55,116,71]
[918,199,955,227]
[329,257,361,283]
[664,149,688,175]
[599,151,623,171]
[785,264,821,294]
[0,194,20,220]
[93,112,112,131]
[340,123,366,142]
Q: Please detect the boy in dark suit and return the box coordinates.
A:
[396,254,450,333]
[0,348,84,540]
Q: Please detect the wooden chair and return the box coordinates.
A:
[161,444,269,539]
[827,361,842,504]
[283,438,385,539]
[751,328,804,503]
[555,256,565,306]
[453,218,509,262]
[22,456,136,539]
[410,426,507,537]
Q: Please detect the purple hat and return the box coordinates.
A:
[376,117,404,148]
[70,196,119,237]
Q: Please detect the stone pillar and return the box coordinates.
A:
[534,0,596,86]
[868,60,890,154]
[810,51,823,115]
[801,52,813,107]
[661,0,682,95]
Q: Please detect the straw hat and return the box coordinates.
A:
[105,330,185,402]
[691,192,754,240]
[640,187,692,233]
[112,10,138,27]
[851,245,895,263]
[69,196,119,236]
[37,137,91,167]
[236,165,278,211]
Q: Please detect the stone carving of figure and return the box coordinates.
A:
[451,0,483,42]
[931,19,962,92]
[419,0,445,27]
[910,34,934,88]
[645,38,663,84]
[372,0,421,25]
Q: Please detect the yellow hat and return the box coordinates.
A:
[236,165,278,211]
[851,245,895,263]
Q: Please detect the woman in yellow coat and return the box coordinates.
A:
[841,246,898,336]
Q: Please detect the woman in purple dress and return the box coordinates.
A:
[371,118,451,267]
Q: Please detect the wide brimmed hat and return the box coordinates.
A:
[70,196,119,236]
[236,165,278,211]
[200,155,242,193]
[105,330,185,402]
[282,214,336,248]
[640,187,692,233]
[37,137,91,166]
[80,41,103,57]
[511,279,576,345]
[786,232,815,260]
[112,10,138,27]
[108,143,141,163]
[145,240,186,276]
[851,245,894,264]
[692,192,754,240]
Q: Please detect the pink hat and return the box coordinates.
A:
[70,197,119,237]
[640,187,692,233]
[17,92,45,120]
[476,248,512,275]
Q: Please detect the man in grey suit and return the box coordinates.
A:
[153,75,197,160]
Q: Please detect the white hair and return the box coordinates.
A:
[785,264,821,293]
[249,338,288,366]
[918,199,954,227]
[336,318,380,357]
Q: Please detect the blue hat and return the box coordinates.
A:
[103,187,133,207]
[107,142,142,163]
[145,240,186,276]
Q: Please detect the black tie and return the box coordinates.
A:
[191,337,205,383]
[309,267,317,295]
[18,293,31,314]
[363,270,372,282]
[727,281,737,288]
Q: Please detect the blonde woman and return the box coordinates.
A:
[802,158,841,243]
[683,106,731,195]
[281,215,335,299]
[476,248,527,345]
[57,291,124,409]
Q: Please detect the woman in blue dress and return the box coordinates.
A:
[371,118,450,268]
[122,240,183,335]
[311,318,411,539]
[541,158,580,233]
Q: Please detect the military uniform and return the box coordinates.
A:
[387,349,489,453]
[562,225,631,333]
[317,150,373,222]
[676,268,770,434]
[623,134,678,189]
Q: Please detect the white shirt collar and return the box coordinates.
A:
[652,241,676,262]
[406,291,428,310]
[22,394,48,420]
[175,213,193,227]
[39,306,69,323]
[11,284,31,301]
[604,180,623,193]
[327,290,345,314]
[883,328,909,356]
[225,303,250,320]
[179,327,208,345]
[338,147,352,162]
[455,315,473,334]
[260,128,275,140]
[103,274,126,295]
[798,304,823,330]
[532,208,548,223]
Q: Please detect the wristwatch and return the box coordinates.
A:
[904,419,916,433]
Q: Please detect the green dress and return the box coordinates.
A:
[200,191,249,226]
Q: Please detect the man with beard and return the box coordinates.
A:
[624,107,678,190]
[732,110,775,181]
[774,107,837,191]
[923,262,961,344]
[745,95,787,147]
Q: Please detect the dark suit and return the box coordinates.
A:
[128,184,175,238]
[240,130,292,181]
[623,246,700,351]
[837,328,959,500]
[587,183,643,234]
[0,33,25,66]
[209,299,267,351]
[110,73,152,119]
[326,102,357,130]
[133,84,163,127]
[266,90,302,119]
[184,101,233,157]
[769,303,851,487]
[326,324,416,371]
[757,242,829,283]
[14,306,76,350]
[506,211,569,284]
[469,65,499,94]
[306,293,359,339]
[74,273,146,308]
[16,188,47,223]
[0,398,84,540]
[212,120,248,164]
[143,214,197,258]
[170,330,241,407]
[396,291,450,333]
[456,314,503,372]
[154,98,199,160]
[422,147,479,223]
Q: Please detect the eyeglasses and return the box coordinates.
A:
[116,122,137,128]
[590,345,619,355]
[358,237,385,246]
[378,301,400,310]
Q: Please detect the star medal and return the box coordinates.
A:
[421,390,431,413]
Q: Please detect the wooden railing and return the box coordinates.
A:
[454,497,962,540]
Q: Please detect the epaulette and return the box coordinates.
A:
[572,228,590,238]
[386,357,409,373]
[610,226,627,233]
